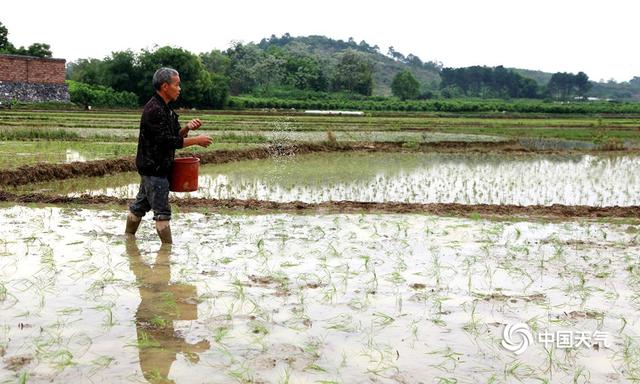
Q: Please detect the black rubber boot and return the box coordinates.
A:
[157,225,173,244]
[125,213,142,235]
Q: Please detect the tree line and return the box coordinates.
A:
[227,96,640,114]
[67,43,381,108]
[1,21,609,107]
[65,40,598,107]
[439,66,592,100]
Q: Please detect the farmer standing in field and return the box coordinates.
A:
[125,67,213,243]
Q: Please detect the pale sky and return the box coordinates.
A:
[3,0,638,82]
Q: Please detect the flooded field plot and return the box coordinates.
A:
[18,127,506,144]
[0,141,137,169]
[0,141,266,170]
[202,130,507,144]
[0,207,639,383]
[18,152,640,207]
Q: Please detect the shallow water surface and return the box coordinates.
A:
[0,141,137,168]
[0,206,639,382]
[15,152,640,207]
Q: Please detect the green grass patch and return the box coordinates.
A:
[2,110,640,145]
[0,128,81,141]
[434,125,640,143]
[217,132,269,143]
[0,140,265,170]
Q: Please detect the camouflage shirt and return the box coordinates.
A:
[135,93,184,177]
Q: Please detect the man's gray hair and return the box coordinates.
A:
[152,67,179,91]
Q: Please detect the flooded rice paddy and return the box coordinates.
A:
[14,152,640,207]
[48,128,508,144]
[1,206,639,383]
[201,130,507,144]
[3,110,640,384]
[0,141,136,169]
[0,142,266,170]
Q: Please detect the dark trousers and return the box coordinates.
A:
[129,176,172,221]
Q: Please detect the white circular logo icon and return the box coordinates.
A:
[501,323,533,355]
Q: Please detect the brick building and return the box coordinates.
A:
[0,54,70,103]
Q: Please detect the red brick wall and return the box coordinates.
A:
[0,54,66,84]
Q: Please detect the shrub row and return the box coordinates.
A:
[67,81,138,108]
[228,96,640,114]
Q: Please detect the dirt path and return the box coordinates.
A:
[1,191,638,219]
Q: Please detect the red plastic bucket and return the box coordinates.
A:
[170,157,200,192]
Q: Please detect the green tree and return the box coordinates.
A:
[24,43,52,58]
[199,49,231,107]
[204,72,229,109]
[440,65,540,99]
[102,50,142,94]
[0,21,13,52]
[391,70,420,100]
[282,52,328,91]
[137,46,212,107]
[66,46,229,108]
[387,46,405,62]
[547,72,590,100]
[575,71,591,96]
[252,54,286,94]
[200,49,231,74]
[332,49,373,96]
[67,59,106,85]
[67,58,106,85]
[225,42,263,95]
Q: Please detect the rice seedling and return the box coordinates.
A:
[427,346,464,373]
[0,127,81,141]
[18,371,29,384]
[129,330,161,349]
[461,300,484,337]
[503,359,536,382]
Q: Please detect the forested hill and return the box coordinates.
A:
[256,34,442,95]
[510,68,640,101]
[63,31,640,107]
[254,35,640,100]
[509,68,553,86]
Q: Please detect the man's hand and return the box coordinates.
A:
[183,135,213,148]
[196,135,213,147]
[180,118,202,138]
[186,118,202,131]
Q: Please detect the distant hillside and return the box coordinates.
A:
[67,32,640,102]
[257,35,442,96]
[256,35,640,100]
[589,78,640,101]
[510,67,640,101]
[509,68,553,86]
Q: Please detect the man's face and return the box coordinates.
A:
[162,75,181,102]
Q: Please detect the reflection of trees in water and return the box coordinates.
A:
[125,240,209,384]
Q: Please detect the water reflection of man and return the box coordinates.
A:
[125,239,210,383]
